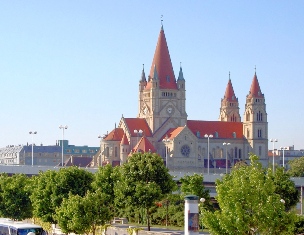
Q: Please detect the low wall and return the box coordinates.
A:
[106,226,182,235]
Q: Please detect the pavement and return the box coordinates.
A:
[112,223,210,235]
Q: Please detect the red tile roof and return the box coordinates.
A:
[223,79,237,101]
[247,72,264,98]
[124,118,153,137]
[132,136,156,153]
[145,26,177,90]
[160,127,185,141]
[120,133,129,145]
[187,120,244,139]
[104,128,124,141]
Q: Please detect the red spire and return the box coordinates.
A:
[247,72,263,98]
[145,26,177,90]
[223,78,237,101]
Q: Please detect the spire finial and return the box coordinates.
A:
[143,64,144,70]
[161,15,163,27]
[229,71,230,80]
[180,62,182,68]
[254,65,256,75]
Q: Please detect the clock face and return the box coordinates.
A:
[181,144,190,157]
[167,106,174,114]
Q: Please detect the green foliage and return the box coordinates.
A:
[287,156,304,177]
[0,173,33,220]
[31,167,94,224]
[115,152,176,230]
[56,191,111,235]
[293,215,304,234]
[180,173,212,211]
[151,194,184,227]
[272,167,299,211]
[202,154,296,235]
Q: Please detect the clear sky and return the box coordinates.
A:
[0,1,303,149]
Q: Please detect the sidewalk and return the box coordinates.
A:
[110,223,210,235]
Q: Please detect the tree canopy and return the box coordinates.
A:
[287,156,304,177]
[202,154,296,235]
[31,167,94,224]
[56,191,111,235]
[0,173,32,220]
[115,152,176,230]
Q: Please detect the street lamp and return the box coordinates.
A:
[270,139,278,172]
[98,135,103,166]
[280,146,287,169]
[162,137,170,168]
[134,129,143,145]
[59,125,68,167]
[204,134,213,174]
[29,131,37,166]
[223,142,231,174]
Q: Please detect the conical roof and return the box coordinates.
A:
[247,72,264,98]
[145,26,177,90]
[223,79,237,101]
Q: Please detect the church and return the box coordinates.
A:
[95,25,269,173]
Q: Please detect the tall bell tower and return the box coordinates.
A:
[219,73,241,122]
[138,25,187,133]
[243,71,268,161]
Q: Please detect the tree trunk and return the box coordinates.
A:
[146,208,151,231]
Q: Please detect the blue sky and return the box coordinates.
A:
[0,1,303,149]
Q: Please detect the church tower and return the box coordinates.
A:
[219,73,241,122]
[138,25,187,132]
[243,71,268,161]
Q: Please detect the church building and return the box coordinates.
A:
[95,25,269,173]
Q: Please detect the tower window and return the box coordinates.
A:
[259,146,262,156]
[166,75,170,82]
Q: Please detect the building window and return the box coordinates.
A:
[238,149,242,159]
[115,147,118,158]
[82,149,87,153]
[74,149,80,153]
[67,149,71,153]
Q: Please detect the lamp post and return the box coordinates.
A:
[270,139,278,172]
[162,137,170,168]
[134,129,143,146]
[280,146,287,169]
[29,131,37,166]
[98,135,102,166]
[223,142,231,174]
[59,125,68,167]
[204,134,213,174]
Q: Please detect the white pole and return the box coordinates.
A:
[62,128,64,166]
[29,131,37,166]
[283,148,285,168]
[59,125,68,167]
[32,135,34,166]
[207,136,210,174]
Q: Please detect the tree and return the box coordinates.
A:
[56,191,111,235]
[115,152,176,231]
[31,167,94,224]
[180,173,212,210]
[287,156,304,177]
[202,154,296,235]
[272,167,299,211]
[0,173,32,220]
